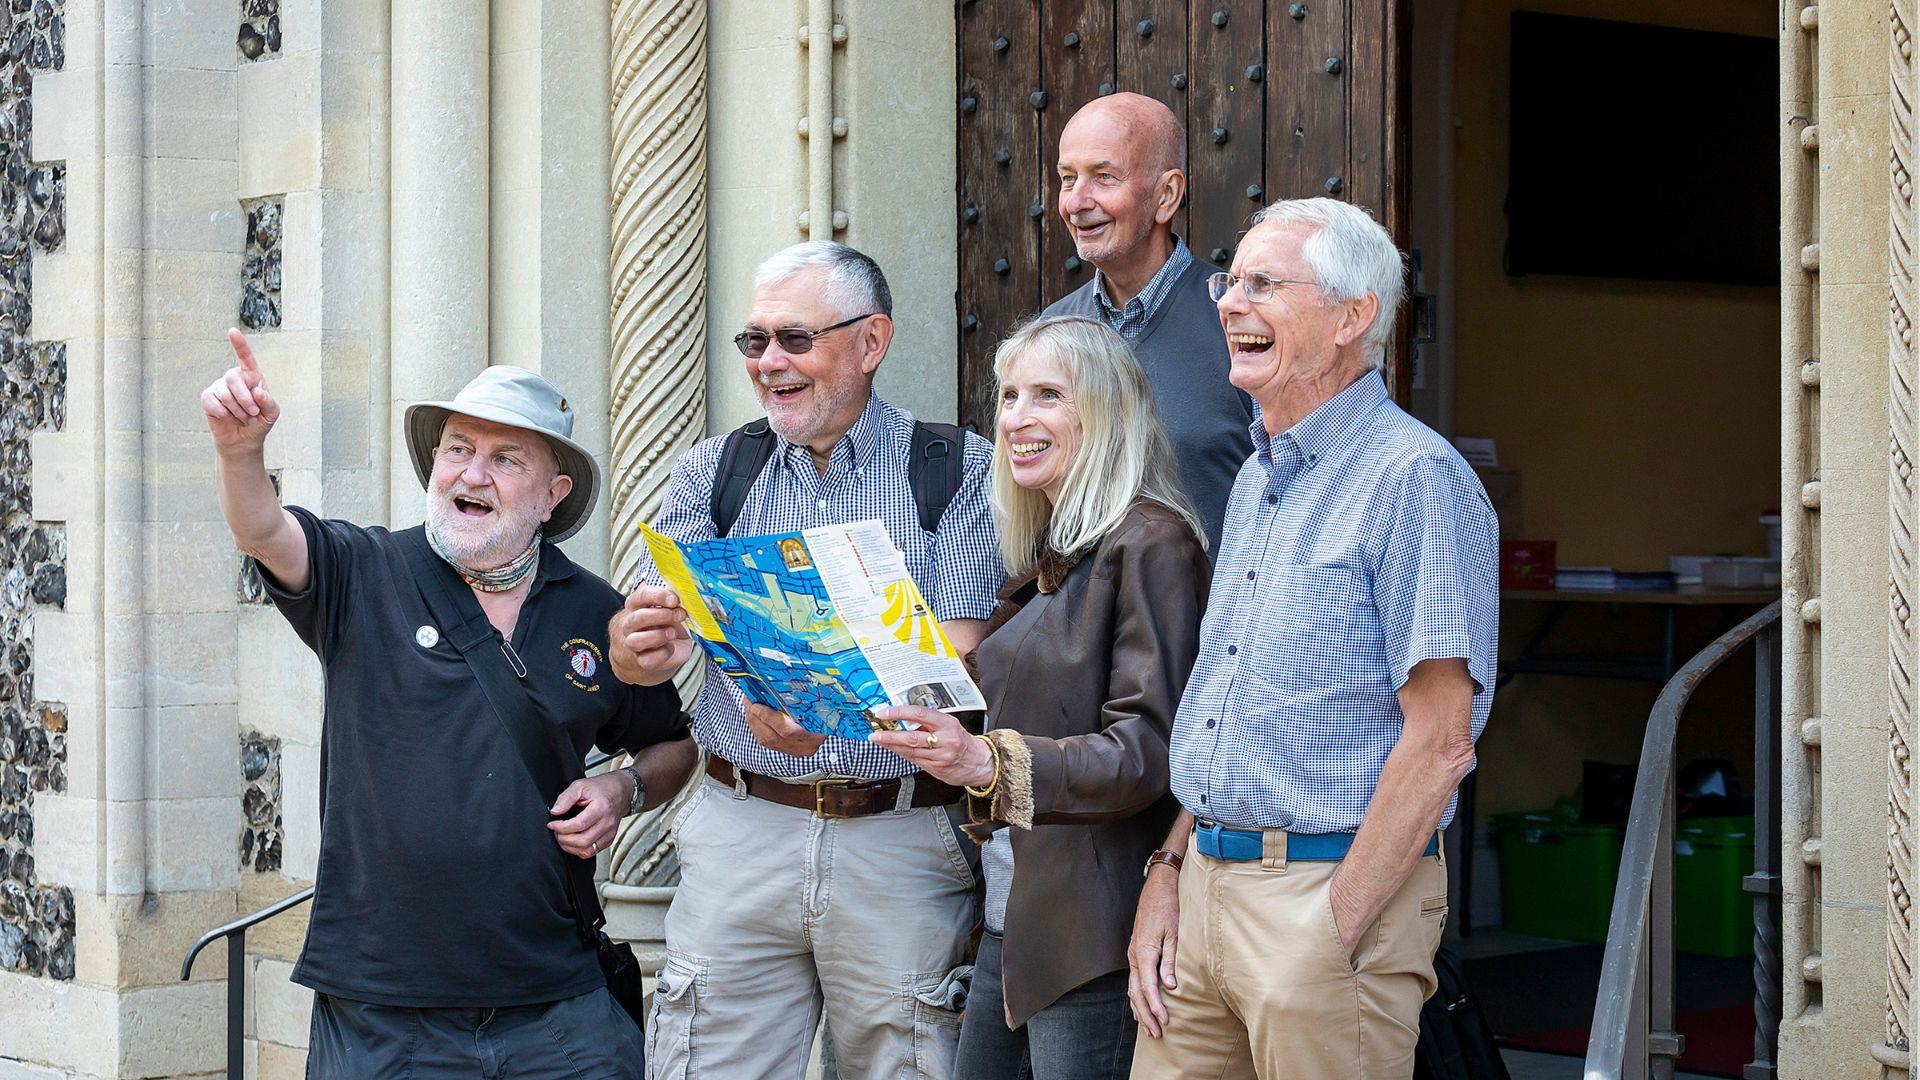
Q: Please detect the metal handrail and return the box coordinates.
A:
[1583,601,1782,1080]
[182,750,616,1078]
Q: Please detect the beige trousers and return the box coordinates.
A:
[1129,835,1449,1080]
[645,776,976,1080]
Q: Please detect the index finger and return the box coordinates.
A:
[228,328,259,374]
[625,584,682,611]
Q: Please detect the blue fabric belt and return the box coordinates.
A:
[1193,822,1440,862]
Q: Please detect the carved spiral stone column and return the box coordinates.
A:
[608,0,709,589]
[1894,0,1918,1064]
[605,0,710,904]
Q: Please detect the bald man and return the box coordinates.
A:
[1040,93,1254,553]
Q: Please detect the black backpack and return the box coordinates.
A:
[1414,946,1512,1080]
[709,418,966,537]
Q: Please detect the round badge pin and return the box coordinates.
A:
[415,625,439,649]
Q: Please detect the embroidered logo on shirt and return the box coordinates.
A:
[563,638,603,692]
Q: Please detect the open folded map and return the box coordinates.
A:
[640,519,987,742]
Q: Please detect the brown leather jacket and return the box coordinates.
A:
[966,500,1210,1027]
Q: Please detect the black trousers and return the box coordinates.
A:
[953,932,1137,1080]
[308,986,645,1079]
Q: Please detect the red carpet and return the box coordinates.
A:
[1497,1005,1757,1078]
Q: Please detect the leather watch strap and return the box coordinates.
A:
[1144,848,1186,878]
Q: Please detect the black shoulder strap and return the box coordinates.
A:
[713,417,964,536]
[909,421,966,534]
[710,419,778,538]
[398,530,605,936]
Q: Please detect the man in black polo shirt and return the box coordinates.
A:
[201,329,696,1078]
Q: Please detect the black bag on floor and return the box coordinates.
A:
[1414,946,1511,1080]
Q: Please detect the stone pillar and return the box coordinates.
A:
[1777,0,1897,1076]
[388,0,488,528]
[837,0,958,424]
[492,0,615,573]
[1894,0,1920,1071]
[606,0,708,591]
[2,0,238,1071]
[600,0,711,951]
[699,0,958,432]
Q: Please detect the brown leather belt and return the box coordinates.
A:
[705,757,963,818]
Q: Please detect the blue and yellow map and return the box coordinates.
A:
[642,523,920,741]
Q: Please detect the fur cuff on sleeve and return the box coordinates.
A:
[985,728,1034,830]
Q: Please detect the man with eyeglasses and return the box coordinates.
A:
[1124,199,1497,1080]
[1041,92,1254,553]
[608,240,1002,1079]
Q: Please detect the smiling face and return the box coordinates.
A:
[1056,106,1175,268]
[997,349,1083,503]
[743,266,887,452]
[426,415,572,569]
[1217,220,1375,426]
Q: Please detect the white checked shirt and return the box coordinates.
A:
[639,393,1003,781]
[1169,370,1499,832]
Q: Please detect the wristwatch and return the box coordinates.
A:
[621,765,646,816]
[1143,848,1185,878]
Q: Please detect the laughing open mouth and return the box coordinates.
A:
[1228,332,1274,354]
[453,495,495,518]
[1010,440,1052,459]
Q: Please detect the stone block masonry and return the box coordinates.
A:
[0,0,64,985]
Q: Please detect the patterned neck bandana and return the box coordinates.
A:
[427,522,542,592]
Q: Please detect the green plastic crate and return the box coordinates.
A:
[1494,811,1623,942]
[1673,816,1755,957]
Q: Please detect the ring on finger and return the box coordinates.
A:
[925,733,939,749]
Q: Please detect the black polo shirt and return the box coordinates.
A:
[263,507,689,1008]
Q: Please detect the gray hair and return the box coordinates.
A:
[1248,197,1406,368]
[752,241,894,320]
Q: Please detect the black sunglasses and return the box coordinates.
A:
[733,313,880,359]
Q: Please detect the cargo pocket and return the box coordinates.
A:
[907,966,970,1079]
[646,953,703,1080]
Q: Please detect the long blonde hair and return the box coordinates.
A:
[990,315,1205,576]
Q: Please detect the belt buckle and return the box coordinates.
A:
[814,777,859,818]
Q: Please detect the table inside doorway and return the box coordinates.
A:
[1453,585,1780,936]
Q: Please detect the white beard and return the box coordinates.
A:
[426,487,545,570]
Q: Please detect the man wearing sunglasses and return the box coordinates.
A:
[609,241,1002,1079]
[1041,92,1255,554]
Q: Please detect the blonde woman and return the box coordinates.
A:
[872,316,1211,1079]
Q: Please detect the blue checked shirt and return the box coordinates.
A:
[1169,370,1499,832]
[638,393,1004,781]
[1093,240,1194,341]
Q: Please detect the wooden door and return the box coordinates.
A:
[955,0,1411,429]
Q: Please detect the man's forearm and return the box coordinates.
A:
[216,446,283,548]
[1159,807,1196,853]
[629,736,699,812]
[1332,730,1466,931]
[216,446,307,590]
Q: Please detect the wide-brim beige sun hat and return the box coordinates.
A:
[402,366,602,543]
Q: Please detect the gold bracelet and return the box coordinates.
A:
[965,733,1001,798]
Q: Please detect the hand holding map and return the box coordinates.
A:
[640,520,987,742]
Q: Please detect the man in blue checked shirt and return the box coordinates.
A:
[606,241,1002,1079]
[1125,199,1498,1080]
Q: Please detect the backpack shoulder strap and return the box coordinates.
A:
[908,421,966,534]
[709,418,778,538]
